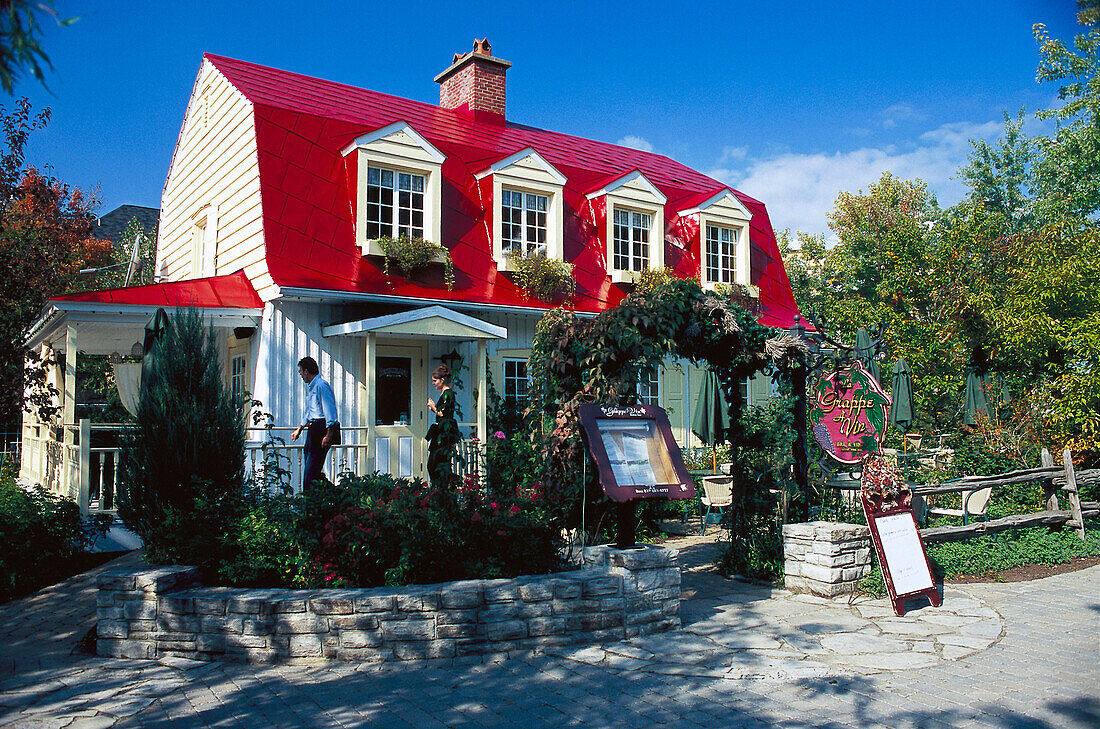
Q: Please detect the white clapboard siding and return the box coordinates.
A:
[157,59,271,298]
[252,300,363,436]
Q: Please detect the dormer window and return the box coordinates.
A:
[366,167,425,240]
[613,209,651,272]
[704,224,738,284]
[501,189,547,257]
[475,147,566,270]
[342,121,445,256]
[586,171,667,284]
[678,189,753,290]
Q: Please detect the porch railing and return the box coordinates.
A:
[19,420,485,514]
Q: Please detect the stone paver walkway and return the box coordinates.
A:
[551,534,1004,678]
[0,535,1097,728]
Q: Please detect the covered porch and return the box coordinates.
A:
[19,273,264,514]
[321,305,507,484]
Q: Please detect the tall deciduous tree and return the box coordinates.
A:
[1033,0,1100,222]
[0,98,107,429]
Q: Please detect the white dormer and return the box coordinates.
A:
[474,147,567,270]
[586,171,667,284]
[678,189,753,289]
[341,121,446,255]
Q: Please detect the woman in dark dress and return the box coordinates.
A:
[426,364,460,489]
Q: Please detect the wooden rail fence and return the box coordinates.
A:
[824,448,1097,544]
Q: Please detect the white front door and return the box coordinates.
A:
[371,342,427,479]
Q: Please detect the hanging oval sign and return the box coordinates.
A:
[810,360,892,465]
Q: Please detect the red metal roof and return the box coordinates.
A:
[53,270,263,309]
[204,54,803,328]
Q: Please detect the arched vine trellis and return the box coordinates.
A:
[525,278,810,544]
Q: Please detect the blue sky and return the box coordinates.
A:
[12,0,1082,238]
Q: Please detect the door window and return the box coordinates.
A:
[376,356,411,425]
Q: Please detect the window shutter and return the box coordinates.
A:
[661,361,683,443]
[749,371,771,406]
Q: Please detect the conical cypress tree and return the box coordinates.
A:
[117,308,247,568]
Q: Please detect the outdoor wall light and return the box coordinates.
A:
[437,347,463,372]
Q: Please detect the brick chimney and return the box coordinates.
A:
[435,38,511,124]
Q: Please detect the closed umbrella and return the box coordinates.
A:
[141,308,170,391]
[963,368,990,427]
[692,367,730,472]
[855,328,881,384]
[889,358,914,433]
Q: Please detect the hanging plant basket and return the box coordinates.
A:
[365,236,455,290]
[504,250,576,303]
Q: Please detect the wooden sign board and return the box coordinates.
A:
[578,403,696,503]
[862,502,941,616]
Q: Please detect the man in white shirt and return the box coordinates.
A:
[291,356,339,490]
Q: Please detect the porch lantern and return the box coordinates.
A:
[437,348,463,372]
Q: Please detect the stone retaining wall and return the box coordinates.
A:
[782,521,872,597]
[96,544,680,664]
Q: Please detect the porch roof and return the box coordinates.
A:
[322,305,507,340]
[52,270,263,309]
[27,271,265,354]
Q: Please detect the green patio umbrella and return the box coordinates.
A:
[855,328,881,383]
[889,357,914,433]
[140,308,171,390]
[963,368,990,427]
[692,367,730,472]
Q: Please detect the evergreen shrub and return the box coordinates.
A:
[116,309,248,570]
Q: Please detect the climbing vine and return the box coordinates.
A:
[526,277,806,536]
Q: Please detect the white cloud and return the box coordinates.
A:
[712,120,1004,237]
[617,135,654,152]
[881,102,926,129]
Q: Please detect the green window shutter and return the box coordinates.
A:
[749,371,771,406]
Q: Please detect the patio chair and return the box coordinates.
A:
[926,487,991,525]
[699,476,733,536]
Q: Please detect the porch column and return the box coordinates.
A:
[476,339,487,442]
[63,323,78,436]
[364,332,377,463]
[62,322,78,500]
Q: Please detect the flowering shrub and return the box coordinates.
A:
[216,469,566,589]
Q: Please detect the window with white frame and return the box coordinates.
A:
[501,189,548,256]
[503,358,529,403]
[366,166,425,240]
[613,208,652,272]
[475,148,566,267]
[638,366,660,405]
[190,219,206,277]
[705,224,739,284]
[342,121,445,253]
[230,353,248,404]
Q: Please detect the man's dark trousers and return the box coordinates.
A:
[303,419,332,490]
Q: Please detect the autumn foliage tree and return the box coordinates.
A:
[0,99,108,429]
[782,2,1100,462]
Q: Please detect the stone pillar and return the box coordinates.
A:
[97,566,202,659]
[782,521,872,598]
[583,544,681,637]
